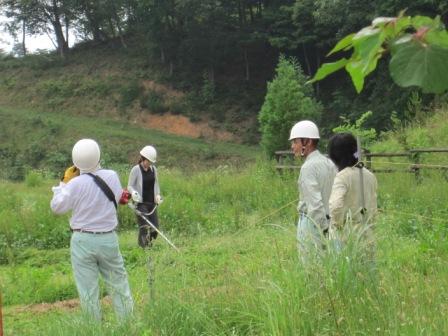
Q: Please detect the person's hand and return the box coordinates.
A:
[61,166,79,183]
[131,190,142,203]
[119,189,131,205]
[155,194,163,204]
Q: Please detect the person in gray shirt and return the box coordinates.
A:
[127,145,162,248]
[289,121,337,262]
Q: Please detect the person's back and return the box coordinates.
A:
[50,139,133,321]
[330,166,377,229]
[51,169,121,232]
[327,133,378,252]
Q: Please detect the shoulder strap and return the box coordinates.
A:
[87,173,118,209]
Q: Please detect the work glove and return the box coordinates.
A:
[119,189,131,205]
[155,194,163,204]
[131,190,142,203]
[61,165,79,183]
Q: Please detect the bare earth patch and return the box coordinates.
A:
[141,80,185,99]
[140,113,236,142]
[11,296,112,315]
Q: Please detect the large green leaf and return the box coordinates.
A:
[372,17,395,26]
[327,34,355,56]
[345,52,381,93]
[425,30,448,48]
[352,31,384,60]
[390,41,448,93]
[307,58,348,83]
[346,60,365,93]
[411,15,439,29]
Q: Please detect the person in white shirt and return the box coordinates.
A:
[127,145,162,248]
[328,133,378,253]
[289,121,337,261]
[50,139,133,321]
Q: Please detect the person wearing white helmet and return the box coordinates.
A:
[50,139,133,321]
[127,145,162,248]
[289,121,337,262]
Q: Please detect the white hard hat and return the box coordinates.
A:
[140,145,157,163]
[289,120,320,140]
[72,139,100,172]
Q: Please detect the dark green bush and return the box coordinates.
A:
[119,80,143,109]
[140,90,168,114]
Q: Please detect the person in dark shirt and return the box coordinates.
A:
[127,145,162,248]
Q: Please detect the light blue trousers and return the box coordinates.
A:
[297,214,325,262]
[70,231,134,321]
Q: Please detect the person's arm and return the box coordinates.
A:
[329,174,348,229]
[50,182,74,215]
[300,167,327,229]
[127,166,138,194]
[111,171,123,204]
[153,166,161,197]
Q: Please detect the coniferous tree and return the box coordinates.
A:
[259,55,322,156]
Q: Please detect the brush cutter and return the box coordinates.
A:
[127,198,179,252]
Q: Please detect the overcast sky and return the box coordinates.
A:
[0,14,77,53]
[0,31,55,53]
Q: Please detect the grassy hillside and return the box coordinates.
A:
[372,107,448,152]
[0,105,259,181]
[0,41,262,143]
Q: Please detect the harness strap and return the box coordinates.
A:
[356,137,367,223]
[87,173,118,209]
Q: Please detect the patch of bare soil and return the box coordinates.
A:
[11,296,112,315]
[140,113,236,142]
[141,80,185,99]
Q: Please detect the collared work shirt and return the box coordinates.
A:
[50,169,122,232]
[329,166,378,230]
[298,150,337,231]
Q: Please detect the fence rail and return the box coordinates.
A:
[275,148,448,181]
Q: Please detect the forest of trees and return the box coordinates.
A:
[1,0,447,137]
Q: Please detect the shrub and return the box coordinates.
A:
[258,55,323,156]
[38,80,74,99]
[25,170,44,187]
[140,91,168,114]
[119,80,142,109]
[332,111,377,147]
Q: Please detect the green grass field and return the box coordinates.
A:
[1,162,447,335]
[1,105,448,335]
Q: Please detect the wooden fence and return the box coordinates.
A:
[275,148,448,180]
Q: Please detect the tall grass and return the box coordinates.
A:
[0,161,295,263]
[1,162,448,335]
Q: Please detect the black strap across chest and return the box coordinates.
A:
[87,173,118,209]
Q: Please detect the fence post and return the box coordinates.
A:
[364,149,372,170]
[410,151,421,183]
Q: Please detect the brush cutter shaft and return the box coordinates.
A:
[132,205,180,252]
[137,212,179,252]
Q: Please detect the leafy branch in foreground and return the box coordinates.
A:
[309,13,448,94]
